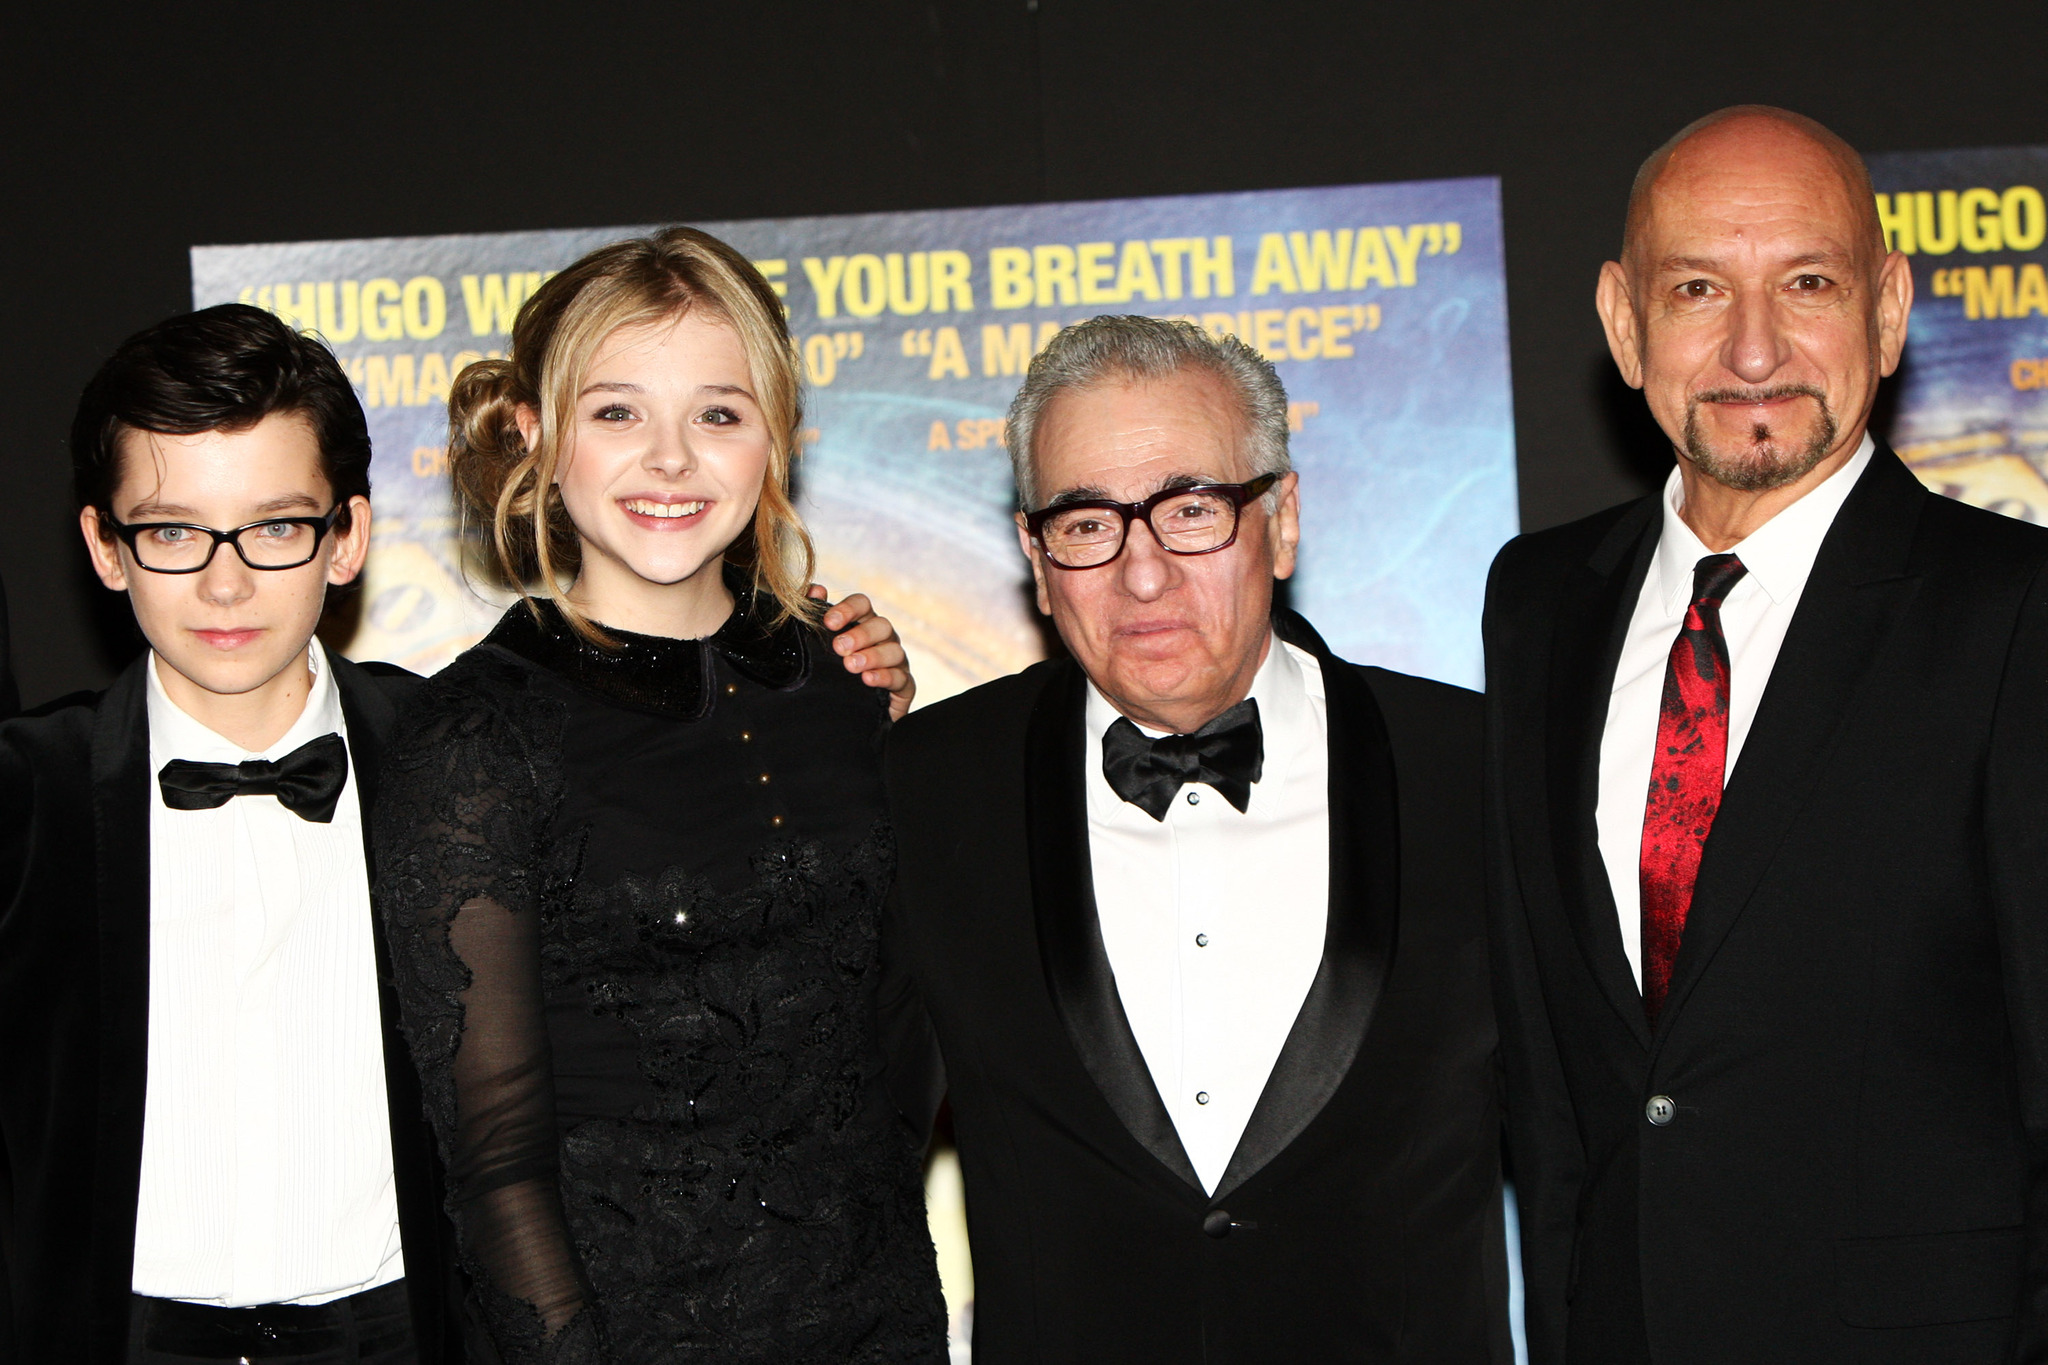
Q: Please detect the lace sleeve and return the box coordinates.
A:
[373,672,608,1363]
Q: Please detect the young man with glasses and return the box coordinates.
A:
[0,303,912,1365]
[879,315,1509,1362]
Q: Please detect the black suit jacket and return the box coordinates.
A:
[0,652,463,1365]
[1485,448,2048,1365]
[882,611,1509,1364]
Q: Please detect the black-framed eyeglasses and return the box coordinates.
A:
[1025,473,1280,570]
[105,507,343,574]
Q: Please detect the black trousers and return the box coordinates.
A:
[126,1278,417,1364]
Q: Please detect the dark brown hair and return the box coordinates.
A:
[71,302,372,530]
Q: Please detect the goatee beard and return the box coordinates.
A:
[1680,385,1838,492]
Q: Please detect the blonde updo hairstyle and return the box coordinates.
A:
[446,225,815,640]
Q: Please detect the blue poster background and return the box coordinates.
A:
[1867,147,2048,518]
[191,180,1517,698]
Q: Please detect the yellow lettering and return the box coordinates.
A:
[1349,228,1397,288]
[415,352,452,406]
[1250,233,1299,295]
[1115,240,1162,302]
[1199,311,1237,342]
[2019,263,2048,318]
[754,259,788,299]
[1284,307,1319,359]
[402,276,446,340]
[1150,238,1194,300]
[1188,236,1233,299]
[842,255,887,318]
[1383,225,1427,286]
[886,253,929,315]
[1875,193,1916,254]
[982,323,1034,377]
[2005,186,2047,252]
[929,250,973,311]
[272,283,318,332]
[928,419,953,450]
[1916,191,1959,255]
[1964,265,2016,319]
[461,274,525,336]
[928,326,968,379]
[1288,230,1353,292]
[1252,309,1286,359]
[318,281,361,342]
[1319,304,1356,358]
[1034,245,1078,306]
[803,256,847,319]
[1037,320,1062,352]
[1959,188,2004,252]
[361,279,403,342]
[1076,242,1118,304]
[363,353,415,407]
[989,248,1032,309]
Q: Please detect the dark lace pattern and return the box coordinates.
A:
[375,633,945,1365]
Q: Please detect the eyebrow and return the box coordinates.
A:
[124,492,324,521]
[1042,472,1219,507]
[577,381,758,401]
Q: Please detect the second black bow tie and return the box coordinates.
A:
[158,732,351,824]
[1101,698,1264,821]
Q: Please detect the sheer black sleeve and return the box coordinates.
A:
[374,668,608,1363]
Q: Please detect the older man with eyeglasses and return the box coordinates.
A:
[878,314,1510,1364]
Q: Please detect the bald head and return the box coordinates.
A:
[1622,106,1885,271]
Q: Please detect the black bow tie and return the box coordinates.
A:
[1101,698,1264,822]
[158,732,351,824]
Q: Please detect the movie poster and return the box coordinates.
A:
[191,180,1517,699]
[1868,147,2048,518]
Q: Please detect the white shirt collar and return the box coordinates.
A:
[147,637,346,767]
[1652,432,1876,611]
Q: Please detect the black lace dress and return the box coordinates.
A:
[373,591,947,1365]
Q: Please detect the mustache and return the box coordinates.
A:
[1690,384,1826,405]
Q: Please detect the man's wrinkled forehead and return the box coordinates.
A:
[1624,111,1885,272]
[1030,369,1250,500]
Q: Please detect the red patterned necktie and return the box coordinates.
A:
[1639,552,1747,1027]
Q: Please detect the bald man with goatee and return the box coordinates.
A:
[1485,105,2048,1364]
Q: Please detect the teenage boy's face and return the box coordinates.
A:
[80,411,370,705]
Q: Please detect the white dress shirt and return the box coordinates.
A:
[1596,434,1874,986]
[1087,634,1330,1194]
[133,639,405,1306]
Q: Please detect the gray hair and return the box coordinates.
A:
[1004,314,1291,510]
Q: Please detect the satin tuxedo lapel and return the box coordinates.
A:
[1657,450,1925,1035]
[1210,612,1401,1201]
[1546,500,1660,1050]
[1026,659,1204,1194]
[86,659,152,1341]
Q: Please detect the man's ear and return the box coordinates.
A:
[80,506,128,591]
[1874,249,1914,379]
[1016,513,1052,616]
[326,495,373,587]
[1595,260,1646,390]
[1267,472,1301,581]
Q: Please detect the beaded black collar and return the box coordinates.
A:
[483,573,812,721]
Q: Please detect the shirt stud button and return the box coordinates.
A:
[1195,933,1209,947]
[1186,790,1200,805]
[725,683,738,695]
[758,772,771,785]
[739,730,753,743]
[1646,1094,1676,1126]
[770,815,785,828]
[1195,1091,1210,1105]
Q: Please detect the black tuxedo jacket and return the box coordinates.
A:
[881,611,1509,1364]
[0,652,462,1365]
[1485,448,2048,1365]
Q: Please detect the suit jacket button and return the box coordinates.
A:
[1646,1094,1676,1126]
[1202,1209,1233,1239]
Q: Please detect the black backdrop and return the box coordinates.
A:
[4,1,2044,706]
